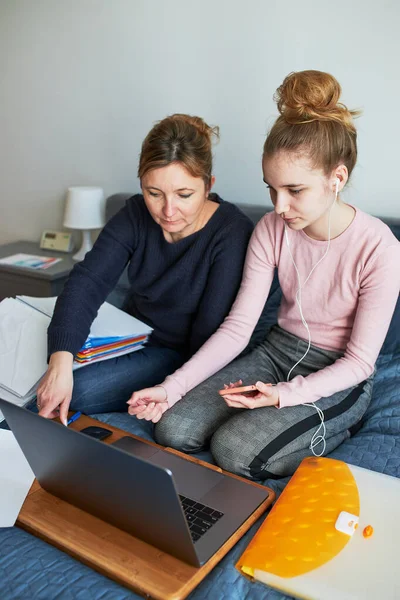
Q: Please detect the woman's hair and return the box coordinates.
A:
[138,114,219,187]
[263,70,361,178]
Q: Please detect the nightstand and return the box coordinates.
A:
[0,241,75,301]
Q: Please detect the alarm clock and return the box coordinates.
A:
[40,230,74,253]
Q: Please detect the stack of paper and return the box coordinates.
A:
[19,297,153,365]
[0,430,35,527]
[0,299,49,410]
[0,296,153,421]
[76,335,148,363]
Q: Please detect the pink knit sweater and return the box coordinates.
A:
[162,207,400,408]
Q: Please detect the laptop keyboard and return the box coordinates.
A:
[179,495,224,542]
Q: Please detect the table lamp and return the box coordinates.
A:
[63,186,105,261]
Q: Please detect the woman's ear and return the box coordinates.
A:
[207,175,216,195]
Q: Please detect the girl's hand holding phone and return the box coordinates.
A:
[219,380,279,409]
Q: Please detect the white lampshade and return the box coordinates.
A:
[63,186,105,261]
[63,186,105,230]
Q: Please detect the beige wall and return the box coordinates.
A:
[1,0,399,245]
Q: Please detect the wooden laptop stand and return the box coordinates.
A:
[17,415,275,600]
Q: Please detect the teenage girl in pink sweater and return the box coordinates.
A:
[127,70,400,478]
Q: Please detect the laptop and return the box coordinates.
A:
[0,398,270,567]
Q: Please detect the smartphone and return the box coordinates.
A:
[218,385,259,397]
[79,426,113,441]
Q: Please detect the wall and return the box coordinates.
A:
[0,0,399,244]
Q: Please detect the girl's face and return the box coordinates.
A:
[262,151,337,235]
[142,162,214,241]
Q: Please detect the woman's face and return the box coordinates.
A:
[262,151,337,235]
[141,162,213,239]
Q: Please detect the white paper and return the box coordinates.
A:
[89,302,153,338]
[17,296,153,338]
[0,385,38,423]
[0,430,35,527]
[0,299,49,396]
[17,295,57,318]
[0,296,153,404]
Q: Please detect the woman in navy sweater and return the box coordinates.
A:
[37,114,253,425]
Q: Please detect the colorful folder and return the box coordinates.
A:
[236,456,400,599]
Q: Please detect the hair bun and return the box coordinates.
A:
[275,70,358,131]
[170,114,220,143]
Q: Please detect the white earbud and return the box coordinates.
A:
[335,177,340,195]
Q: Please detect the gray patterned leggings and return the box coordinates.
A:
[154,326,373,479]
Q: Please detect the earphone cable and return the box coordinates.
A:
[284,184,338,456]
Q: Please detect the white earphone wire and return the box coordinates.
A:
[284,180,339,457]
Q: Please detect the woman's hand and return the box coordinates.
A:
[127,386,169,423]
[36,352,74,425]
[222,381,279,409]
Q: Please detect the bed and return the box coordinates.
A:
[0,197,398,600]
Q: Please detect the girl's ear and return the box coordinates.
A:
[332,165,348,192]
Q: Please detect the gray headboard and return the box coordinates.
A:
[105,192,400,230]
[105,192,272,225]
[106,193,134,221]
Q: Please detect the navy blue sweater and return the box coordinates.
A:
[48,194,253,358]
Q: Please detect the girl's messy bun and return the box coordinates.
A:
[276,70,359,133]
[264,70,361,178]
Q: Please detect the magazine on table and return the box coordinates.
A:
[0,253,62,270]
